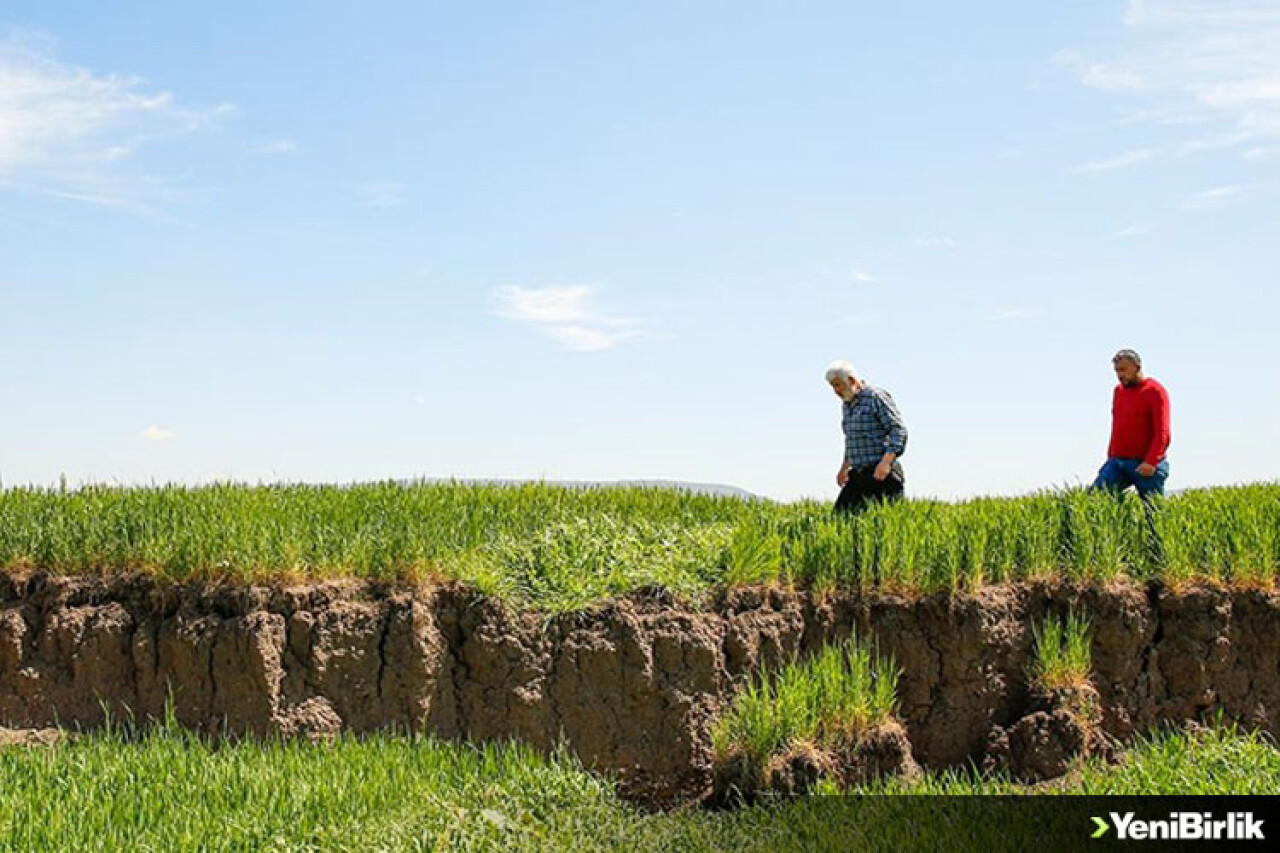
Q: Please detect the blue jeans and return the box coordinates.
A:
[1091,457,1169,498]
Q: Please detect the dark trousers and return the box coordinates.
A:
[1091,457,1169,499]
[834,462,905,514]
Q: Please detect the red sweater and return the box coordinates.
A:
[1108,378,1171,466]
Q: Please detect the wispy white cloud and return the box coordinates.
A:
[495,284,593,323]
[541,325,623,352]
[492,285,647,352]
[259,139,297,155]
[1122,0,1280,28]
[1056,50,1147,92]
[1071,146,1162,173]
[356,179,405,208]
[849,269,875,284]
[1113,223,1154,238]
[914,235,957,249]
[0,31,233,207]
[1060,1,1280,160]
[1182,183,1254,209]
[139,424,175,442]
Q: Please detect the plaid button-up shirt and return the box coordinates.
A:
[842,384,908,470]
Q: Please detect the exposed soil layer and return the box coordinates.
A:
[2,573,1277,804]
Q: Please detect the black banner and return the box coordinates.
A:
[753,796,1280,852]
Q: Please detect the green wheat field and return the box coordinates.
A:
[1,480,1277,611]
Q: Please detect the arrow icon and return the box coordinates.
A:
[1091,816,1110,839]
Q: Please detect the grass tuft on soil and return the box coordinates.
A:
[711,635,900,796]
[1030,609,1093,691]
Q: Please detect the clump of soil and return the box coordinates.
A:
[709,721,918,804]
[983,682,1115,782]
[846,720,920,784]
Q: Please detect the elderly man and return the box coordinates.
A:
[1092,348,1171,498]
[825,360,908,514]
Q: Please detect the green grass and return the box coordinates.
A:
[1030,610,1092,691]
[1,480,1278,611]
[711,635,899,786]
[0,724,1276,852]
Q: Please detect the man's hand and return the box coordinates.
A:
[873,459,893,482]
[837,463,851,487]
[1136,462,1156,477]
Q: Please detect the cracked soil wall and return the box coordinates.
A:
[2,573,1277,804]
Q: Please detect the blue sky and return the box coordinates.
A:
[2,1,1277,500]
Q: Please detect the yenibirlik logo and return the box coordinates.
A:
[1091,812,1265,841]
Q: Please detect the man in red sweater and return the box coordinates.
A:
[1092,348,1171,498]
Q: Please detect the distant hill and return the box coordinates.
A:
[591,479,761,500]
[396,477,762,501]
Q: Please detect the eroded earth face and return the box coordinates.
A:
[2,573,1277,806]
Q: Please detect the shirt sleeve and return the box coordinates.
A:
[1144,383,1171,466]
[841,403,853,466]
[872,391,908,457]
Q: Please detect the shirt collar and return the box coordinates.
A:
[843,384,871,405]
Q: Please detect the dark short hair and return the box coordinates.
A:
[1112,348,1142,367]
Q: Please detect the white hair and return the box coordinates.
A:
[824,360,858,383]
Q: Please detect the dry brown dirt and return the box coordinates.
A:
[2,572,1277,804]
[0,726,65,747]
